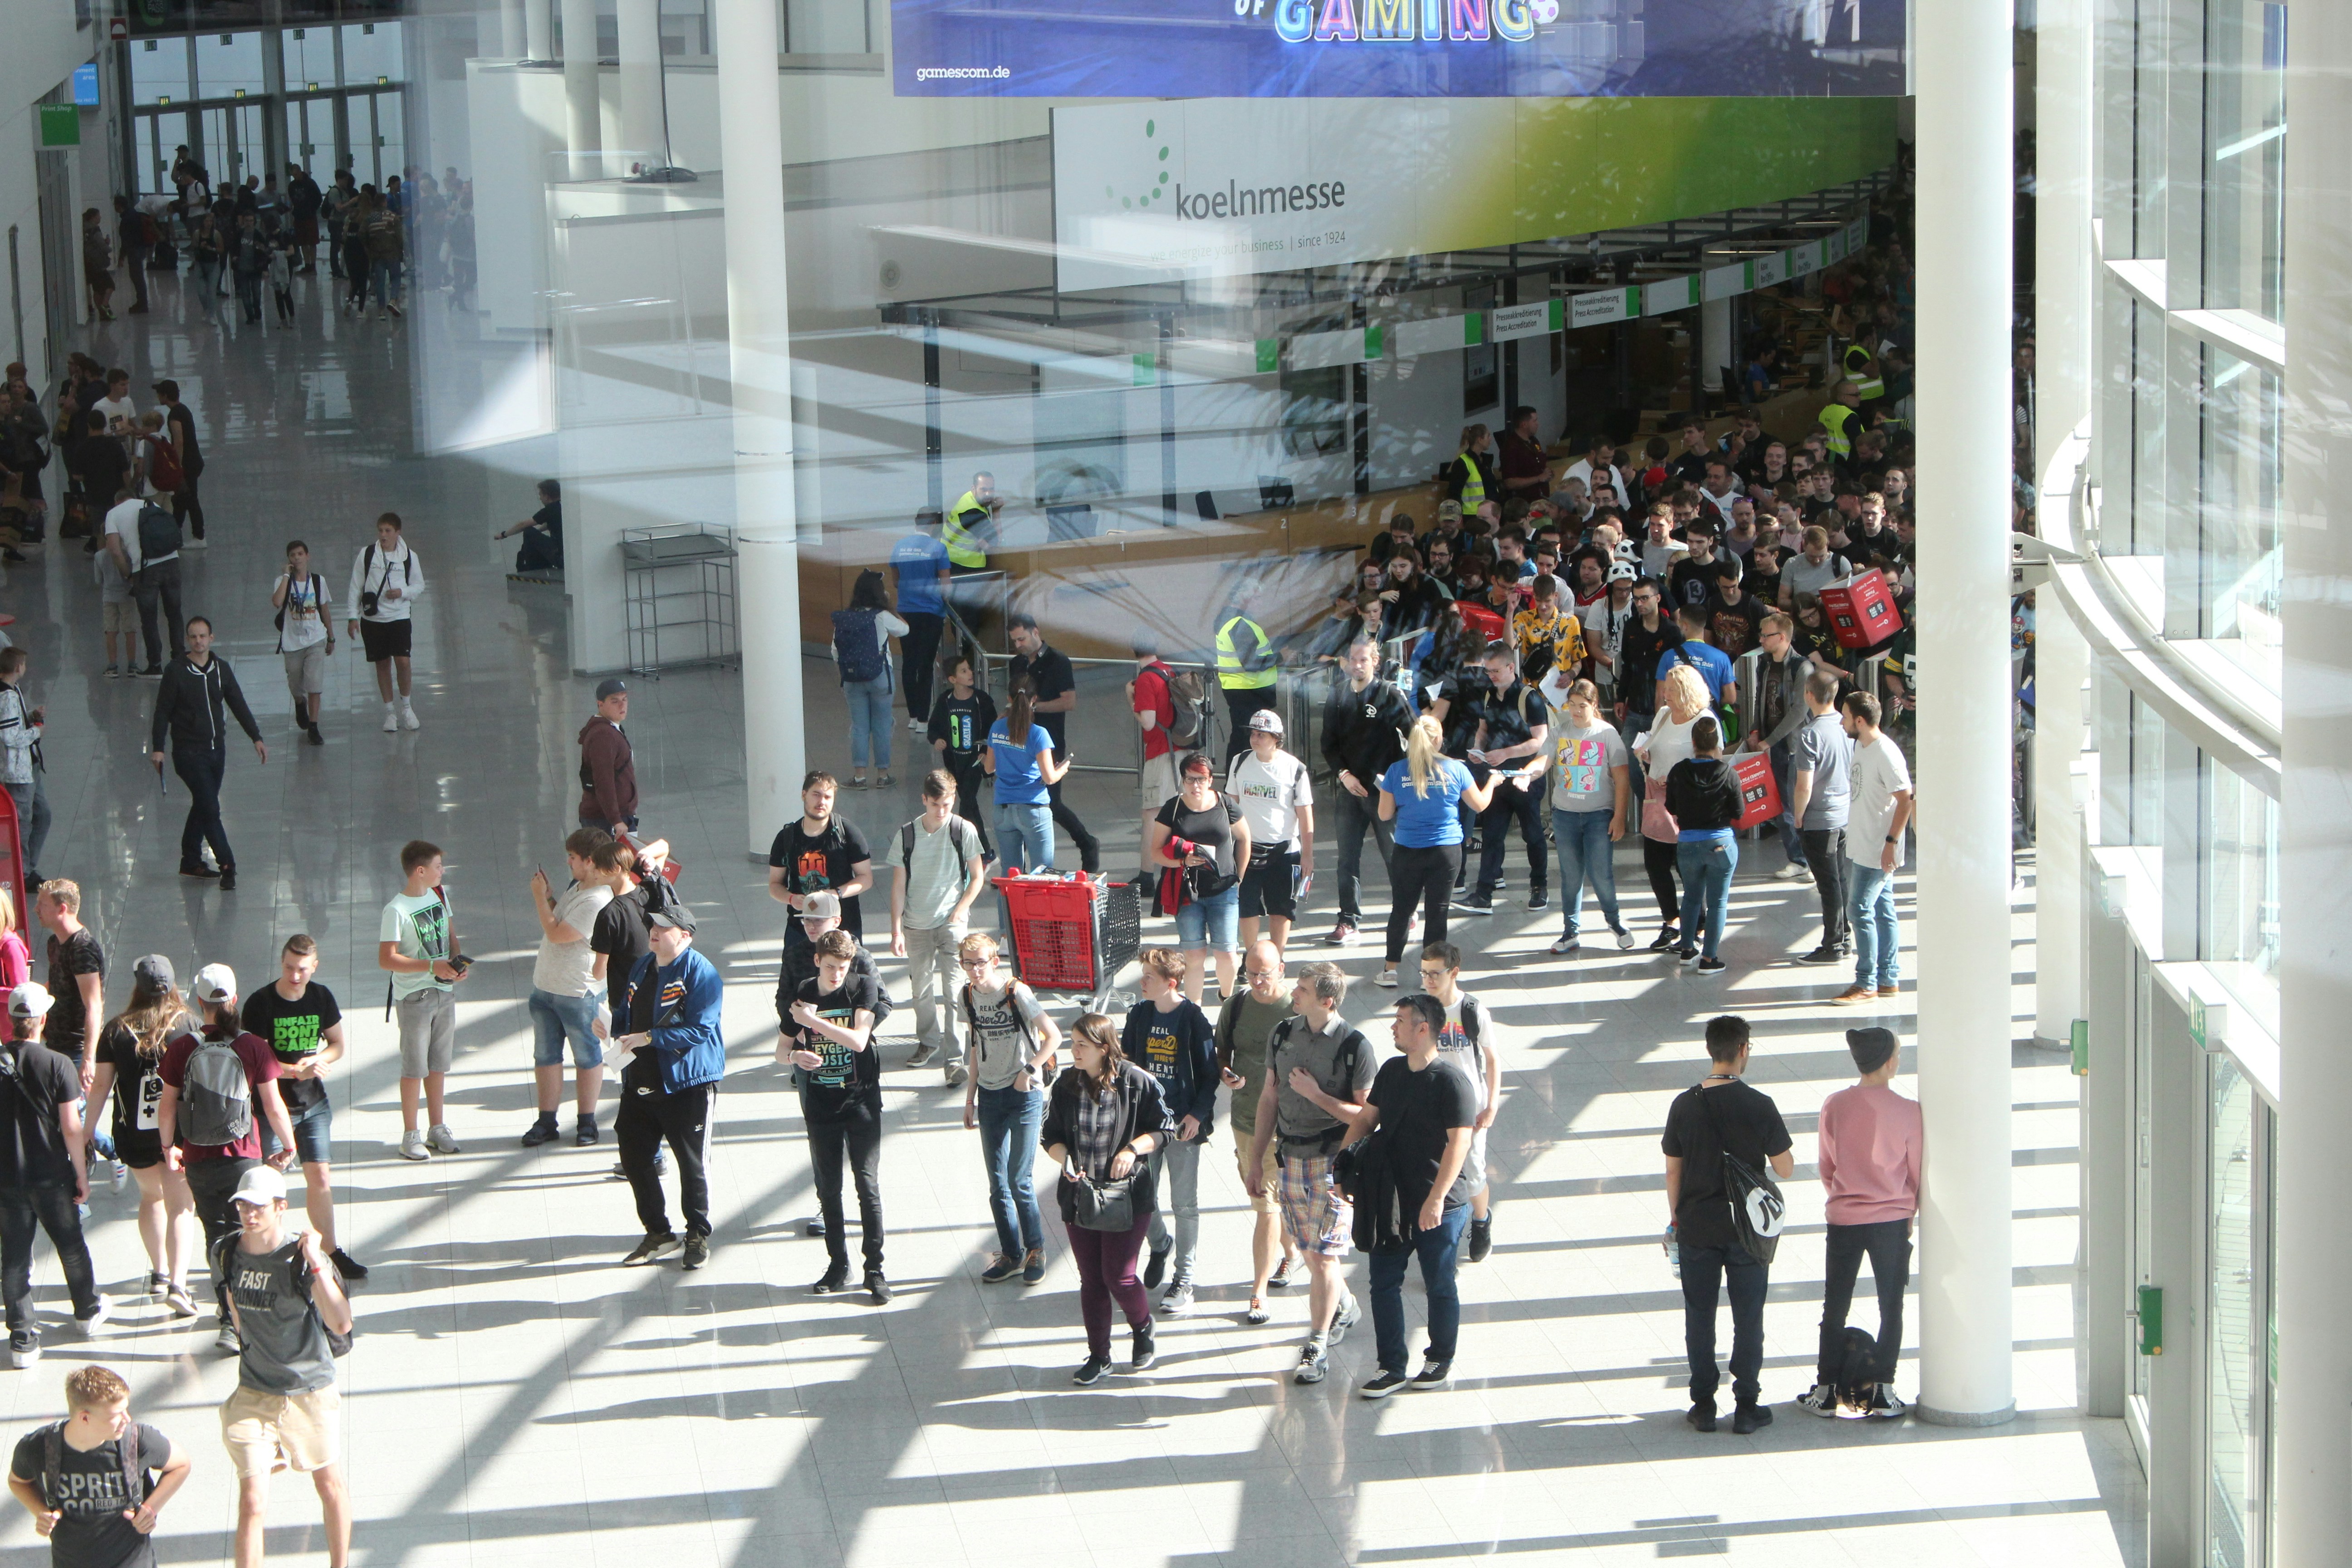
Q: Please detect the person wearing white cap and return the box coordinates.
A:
[0,982,108,1367]
[1225,710,1314,960]
[158,963,298,1354]
[1580,563,1640,708]
[215,1161,353,1568]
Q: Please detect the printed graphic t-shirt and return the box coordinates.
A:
[379,890,454,1000]
[238,982,342,1112]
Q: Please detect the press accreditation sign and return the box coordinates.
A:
[896,0,1903,97]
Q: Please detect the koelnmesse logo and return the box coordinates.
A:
[1251,0,1558,42]
[1104,118,1173,211]
[1105,116,1348,221]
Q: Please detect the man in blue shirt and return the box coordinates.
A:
[889,511,952,736]
[614,906,727,1270]
[1656,605,1738,714]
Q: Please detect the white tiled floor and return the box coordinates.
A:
[0,266,2144,1565]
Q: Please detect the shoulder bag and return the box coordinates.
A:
[1697,1083,1787,1265]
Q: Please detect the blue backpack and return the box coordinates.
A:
[831,608,889,685]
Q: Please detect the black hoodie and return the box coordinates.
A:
[149,654,260,753]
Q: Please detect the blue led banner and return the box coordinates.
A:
[893,0,1904,98]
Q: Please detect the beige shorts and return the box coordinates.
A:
[1235,1134,1277,1216]
[283,642,326,696]
[102,601,135,641]
[222,1384,342,1478]
[1141,752,1178,812]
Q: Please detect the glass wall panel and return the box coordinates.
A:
[2195,348,2282,690]
[2201,0,2286,321]
[194,29,267,101]
[280,25,337,91]
[2131,0,2168,258]
[2129,300,2166,556]
[339,23,403,88]
[2202,755,2278,1028]
[131,36,191,108]
[2207,1053,2264,1568]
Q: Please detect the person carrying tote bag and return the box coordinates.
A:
[1042,1013,1174,1388]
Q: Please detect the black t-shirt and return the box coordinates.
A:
[9,1421,172,1568]
[1009,646,1076,752]
[70,436,127,500]
[793,973,882,1122]
[1668,555,1720,612]
[162,402,200,470]
[1705,592,1766,659]
[44,931,104,1056]
[590,884,652,1015]
[239,983,341,1112]
[927,689,997,763]
[0,1040,80,1187]
[768,817,872,939]
[97,1023,166,1158]
[1470,682,1545,755]
[1369,1055,1477,1211]
[1617,617,1683,715]
[1154,795,1243,884]
[1660,1079,1793,1251]
[529,501,563,546]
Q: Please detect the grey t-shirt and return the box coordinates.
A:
[217,1235,336,1395]
[884,814,982,930]
[1782,553,1852,603]
[1269,1013,1377,1147]
[1548,720,1629,813]
[963,978,1049,1091]
[1789,710,1854,829]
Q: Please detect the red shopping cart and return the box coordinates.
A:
[991,872,1142,1010]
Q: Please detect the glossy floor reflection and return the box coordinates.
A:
[0,263,2143,1567]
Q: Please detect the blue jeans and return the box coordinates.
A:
[5,777,50,876]
[973,1084,1044,1257]
[1675,832,1738,959]
[1173,882,1240,955]
[1369,1203,1470,1374]
[1551,807,1623,938]
[844,674,894,770]
[191,257,220,318]
[1849,862,1899,988]
[529,988,604,1068]
[994,801,1054,872]
[1681,1240,1768,1406]
[369,256,402,310]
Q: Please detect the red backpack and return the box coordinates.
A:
[142,434,183,493]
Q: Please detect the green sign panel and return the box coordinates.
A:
[38,105,79,149]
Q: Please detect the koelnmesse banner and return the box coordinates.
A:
[894,0,1905,98]
[1050,97,1900,293]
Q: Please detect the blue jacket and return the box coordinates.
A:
[1120,996,1220,1134]
[624,946,726,1092]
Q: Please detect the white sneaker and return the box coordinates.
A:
[179,536,209,551]
[74,1296,111,1338]
[907,717,926,734]
[426,1123,461,1154]
[382,705,400,733]
[398,1129,429,1161]
[1776,861,1811,882]
[400,702,421,731]
[215,1321,241,1354]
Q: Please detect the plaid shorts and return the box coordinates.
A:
[1276,1148,1352,1258]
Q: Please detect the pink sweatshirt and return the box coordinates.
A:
[1817,1083,1922,1225]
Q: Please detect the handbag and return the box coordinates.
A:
[1697,1083,1787,1265]
[1069,1171,1136,1233]
[1640,776,1679,841]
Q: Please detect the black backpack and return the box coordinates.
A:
[135,503,179,563]
[1832,1326,1882,1409]
[38,1420,145,1512]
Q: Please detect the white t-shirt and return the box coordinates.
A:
[531,882,612,995]
[103,496,173,572]
[1637,710,1703,782]
[275,571,331,651]
[349,541,424,623]
[1433,993,1489,1114]
[1225,749,1313,848]
[1846,734,1914,870]
[93,395,136,428]
[380,890,455,1000]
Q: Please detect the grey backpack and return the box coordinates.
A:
[177,1034,254,1147]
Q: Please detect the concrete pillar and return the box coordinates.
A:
[715,0,804,855]
[524,0,553,63]
[501,0,527,60]
[1700,295,1729,394]
[1911,0,2016,1427]
[616,0,663,172]
[560,0,602,177]
[2273,0,2352,1553]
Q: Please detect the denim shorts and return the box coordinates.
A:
[529,988,604,1069]
[1174,882,1241,954]
[262,1093,333,1167]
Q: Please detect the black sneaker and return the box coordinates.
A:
[622,1233,681,1267]
[1676,946,1699,965]
[305,724,324,746]
[1526,888,1549,911]
[1465,1216,1492,1263]
[1143,1245,1170,1290]
[1795,946,1842,965]
[1073,1354,1113,1386]
[1649,926,1682,951]
[682,1235,710,1270]
[329,1249,369,1282]
[1731,1402,1774,1435]
[1129,1323,1156,1372]
[1409,1358,1452,1390]
[1454,892,1494,915]
[811,1264,849,1294]
[1697,957,1727,976]
[866,1270,892,1304]
[521,1117,560,1148]
[575,1120,599,1146]
[980,1253,1021,1284]
[1359,1369,1409,1400]
[1686,1401,1717,1432]
[216,866,238,892]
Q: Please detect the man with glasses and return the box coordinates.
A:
[1742,612,1817,884]
[1614,578,1683,800]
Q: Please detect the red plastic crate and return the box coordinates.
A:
[1818,568,1904,650]
[1731,750,1783,831]
[993,875,1106,992]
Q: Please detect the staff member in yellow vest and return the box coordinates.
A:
[1441,425,1497,513]
[1840,344,1886,402]
[944,471,999,575]
[1214,596,1280,764]
[1816,381,1865,465]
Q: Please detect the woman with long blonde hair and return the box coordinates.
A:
[1372,715,1504,988]
[87,956,200,1315]
[1042,1013,1173,1385]
[1630,663,1713,951]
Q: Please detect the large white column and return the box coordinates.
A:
[2273,0,2352,1553]
[1911,0,2016,1426]
[500,0,527,61]
[715,0,804,854]
[560,0,603,177]
[616,0,663,172]
[524,0,553,62]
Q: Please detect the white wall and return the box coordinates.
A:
[0,13,107,375]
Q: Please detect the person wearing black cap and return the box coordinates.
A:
[150,382,203,549]
[612,904,725,1270]
[1797,1026,1920,1420]
[577,679,636,835]
[1661,1014,1793,1436]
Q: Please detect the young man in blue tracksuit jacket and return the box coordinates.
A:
[613,905,726,1269]
[1121,948,1220,1312]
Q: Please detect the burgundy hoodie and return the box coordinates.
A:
[577,717,637,828]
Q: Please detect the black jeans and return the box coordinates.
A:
[1047,766,1099,873]
[1223,685,1270,763]
[186,1156,257,1324]
[1680,1239,1768,1407]
[172,742,232,872]
[0,1182,100,1335]
[126,246,152,309]
[617,1077,717,1239]
[900,612,942,723]
[172,459,205,541]
[235,270,263,321]
[1642,837,1682,927]
[1385,842,1461,963]
[1474,778,1548,897]
[1331,783,1394,926]
[1816,1219,1910,1385]
[946,756,993,858]
[1800,826,1852,951]
[133,558,184,671]
[807,1102,885,1271]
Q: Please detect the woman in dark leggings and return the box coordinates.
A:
[1632,665,1713,951]
[1373,715,1501,988]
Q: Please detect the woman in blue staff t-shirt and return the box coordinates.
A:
[1374,715,1508,988]
[985,677,1070,872]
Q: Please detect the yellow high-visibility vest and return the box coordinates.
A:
[1454,451,1486,510]
[1215,616,1278,690]
[944,490,990,569]
[1819,402,1859,460]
